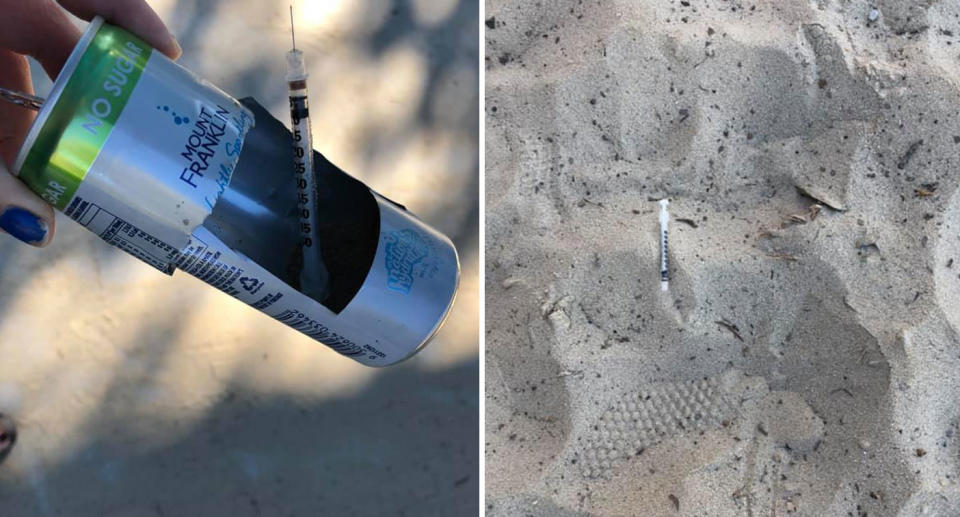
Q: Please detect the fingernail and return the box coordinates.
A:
[0,207,48,245]
[169,33,182,59]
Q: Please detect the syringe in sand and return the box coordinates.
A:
[286,6,323,292]
[659,199,670,292]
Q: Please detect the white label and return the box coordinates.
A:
[74,50,253,272]
[179,226,389,364]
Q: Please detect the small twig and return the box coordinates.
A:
[915,183,938,198]
[766,252,799,261]
[782,204,822,227]
[716,319,744,341]
[897,139,924,170]
[756,228,778,239]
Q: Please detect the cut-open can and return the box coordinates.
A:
[13,17,460,366]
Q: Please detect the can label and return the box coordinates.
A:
[383,229,437,294]
[16,19,253,273]
[18,24,149,210]
[177,226,370,358]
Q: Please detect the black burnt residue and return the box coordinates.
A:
[206,99,379,314]
[310,151,380,313]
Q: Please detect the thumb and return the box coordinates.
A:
[0,160,56,247]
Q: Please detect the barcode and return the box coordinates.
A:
[252,292,283,310]
[273,309,365,356]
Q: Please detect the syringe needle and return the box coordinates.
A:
[289,5,296,50]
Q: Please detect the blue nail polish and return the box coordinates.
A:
[0,207,48,245]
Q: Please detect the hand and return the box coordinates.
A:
[0,0,180,247]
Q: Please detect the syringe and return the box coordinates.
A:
[286,6,324,296]
[659,199,670,292]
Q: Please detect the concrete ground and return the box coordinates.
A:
[0,1,478,515]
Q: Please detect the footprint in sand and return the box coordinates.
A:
[571,370,825,481]
[574,374,737,479]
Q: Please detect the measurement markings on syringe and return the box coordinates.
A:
[286,8,326,301]
[289,94,315,246]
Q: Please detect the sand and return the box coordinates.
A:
[485,0,960,515]
[0,1,478,515]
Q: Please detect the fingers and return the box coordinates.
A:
[0,0,180,79]
[57,0,181,59]
[0,0,181,248]
[0,53,55,247]
[0,51,36,168]
[0,160,56,247]
[0,1,81,78]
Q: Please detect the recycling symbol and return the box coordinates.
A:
[239,276,261,292]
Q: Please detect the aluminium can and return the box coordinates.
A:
[13,17,459,366]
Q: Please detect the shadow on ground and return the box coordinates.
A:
[0,359,478,516]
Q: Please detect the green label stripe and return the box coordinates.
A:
[20,23,152,210]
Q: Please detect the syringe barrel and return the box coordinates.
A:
[658,199,669,290]
[286,64,324,299]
